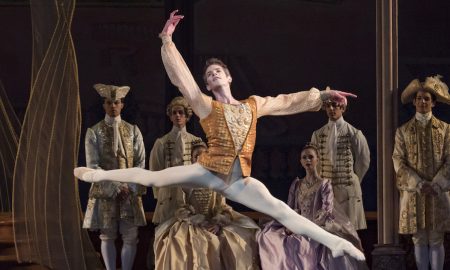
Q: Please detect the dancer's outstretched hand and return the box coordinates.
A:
[161,10,184,36]
[321,87,357,106]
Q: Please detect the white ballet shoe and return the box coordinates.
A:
[331,239,366,261]
[74,167,99,182]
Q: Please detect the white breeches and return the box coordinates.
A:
[100,219,139,245]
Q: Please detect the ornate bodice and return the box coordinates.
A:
[187,188,214,216]
[223,103,252,153]
[297,180,323,220]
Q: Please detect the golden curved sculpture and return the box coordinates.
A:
[13,1,101,268]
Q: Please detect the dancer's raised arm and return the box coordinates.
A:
[160,10,212,119]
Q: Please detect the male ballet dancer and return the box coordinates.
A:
[75,11,365,261]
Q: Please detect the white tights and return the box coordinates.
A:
[414,245,429,270]
[75,163,365,260]
[429,244,445,270]
[100,240,116,270]
[415,244,445,270]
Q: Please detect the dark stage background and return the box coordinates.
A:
[0,0,449,216]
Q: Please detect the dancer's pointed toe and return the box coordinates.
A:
[74,167,97,182]
[331,240,365,261]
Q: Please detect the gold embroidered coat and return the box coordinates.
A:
[393,116,450,234]
[82,120,147,229]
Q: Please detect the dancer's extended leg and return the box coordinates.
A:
[74,165,365,260]
[74,164,229,190]
[221,177,366,261]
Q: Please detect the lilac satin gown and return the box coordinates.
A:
[257,177,368,270]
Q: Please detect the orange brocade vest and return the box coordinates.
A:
[197,98,257,177]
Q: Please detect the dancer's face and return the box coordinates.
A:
[205,64,232,91]
[103,99,124,117]
[413,90,435,114]
[170,105,187,128]
[324,101,345,121]
[300,148,318,170]
[191,146,206,163]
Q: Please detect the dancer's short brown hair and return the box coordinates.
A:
[203,58,231,84]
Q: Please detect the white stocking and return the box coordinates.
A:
[121,243,137,270]
[74,164,228,190]
[414,245,429,270]
[429,244,444,270]
[101,239,116,270]
[222,177,365,261]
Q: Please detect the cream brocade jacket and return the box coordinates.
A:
[150,126,203,224]
[393,116,450,234]
[311,118,370,230]
[83,119,147,229]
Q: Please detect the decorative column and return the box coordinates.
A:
[372,0,406,269]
